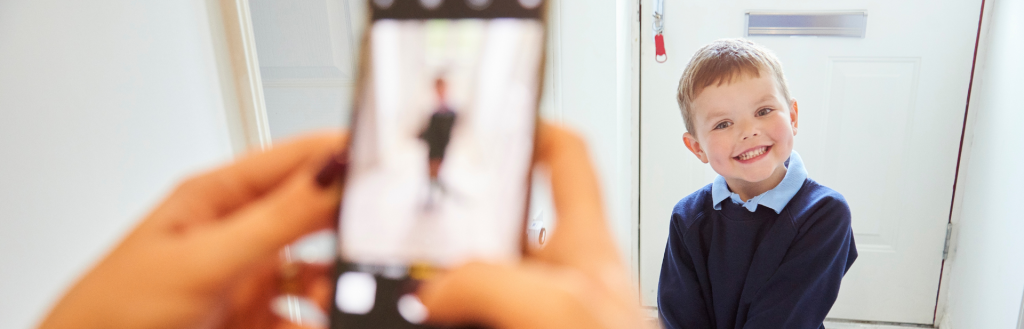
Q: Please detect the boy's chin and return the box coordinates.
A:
[727,174,769,184]
[726,165,784,184]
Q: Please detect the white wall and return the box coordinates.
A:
[0,1,235,328]
[548,0,637,270]
[942,0,1024,327]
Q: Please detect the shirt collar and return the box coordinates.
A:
[711,150,808,213]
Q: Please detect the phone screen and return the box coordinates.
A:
[331,1,545,328]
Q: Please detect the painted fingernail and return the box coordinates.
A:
[315,151,348,188]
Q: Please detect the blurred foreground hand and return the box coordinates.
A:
[420,123,648,329]
[37,122,648,329]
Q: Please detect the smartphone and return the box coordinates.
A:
[329,1,546,328]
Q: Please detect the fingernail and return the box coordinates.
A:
[315,151,348,188]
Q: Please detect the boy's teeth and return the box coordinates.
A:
[737,146,767,160]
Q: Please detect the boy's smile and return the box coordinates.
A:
[734,145,771,162]
[682,72,799,201]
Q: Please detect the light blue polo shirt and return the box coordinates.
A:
[711,151,807,213]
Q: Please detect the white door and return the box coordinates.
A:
[639,0,982,324]
[248,0,366,141]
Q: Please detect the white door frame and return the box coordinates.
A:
[207,0,273,154]
[935,0,992,327]
[617,0,643,293]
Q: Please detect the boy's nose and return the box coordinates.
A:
[743,132,759,140]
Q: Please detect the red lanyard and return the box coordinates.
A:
[653,0,667,63]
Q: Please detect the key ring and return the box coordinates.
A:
[653,12,664,35]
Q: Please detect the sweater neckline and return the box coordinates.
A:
[715,191,787,222]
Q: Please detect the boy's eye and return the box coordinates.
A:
[713,121,732,130]
[756,108,774,116]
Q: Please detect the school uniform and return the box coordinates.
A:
[419,108,456,160]
[658,151,857,329]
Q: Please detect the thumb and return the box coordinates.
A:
[419,262,601,329]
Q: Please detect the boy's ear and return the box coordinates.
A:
[790,99,799,135]
[682,132,709,164]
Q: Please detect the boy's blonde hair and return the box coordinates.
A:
[676,38,791,134]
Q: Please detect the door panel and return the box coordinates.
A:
[639,0,981,323]
[249,0,361,141]
[823,58,919,253]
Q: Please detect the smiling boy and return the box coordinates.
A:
[658,39,857,329]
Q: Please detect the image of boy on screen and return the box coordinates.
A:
[339,19,543,268]
[657,39,858,329]
[419,77,457,208]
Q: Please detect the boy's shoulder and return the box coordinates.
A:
[787,178,852,228]
[670,183,714,229]
[791,178,849,210]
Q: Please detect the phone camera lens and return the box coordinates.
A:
[467,0,491,10]
[420,0,443,10]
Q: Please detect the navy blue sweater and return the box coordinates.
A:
[658,179,857,329]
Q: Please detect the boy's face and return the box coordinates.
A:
[683,72,798,187]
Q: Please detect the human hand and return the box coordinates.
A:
[418,123,650,329]
[38,122,649,329]
[37,132,348,329]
